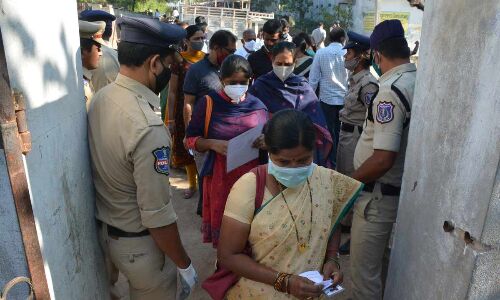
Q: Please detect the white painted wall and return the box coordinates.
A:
[0,0,108,299]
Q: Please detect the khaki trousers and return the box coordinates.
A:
[350,184,399,300]
[336,127,362,176]
[99,225,176,300]
[336,127,362,226]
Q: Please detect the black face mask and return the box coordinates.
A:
[153,59,171,94]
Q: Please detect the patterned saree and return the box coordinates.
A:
[226,166,363,299]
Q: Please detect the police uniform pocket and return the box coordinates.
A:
[117,250,166,290]
[364,187,384,222]
[353,191,373,219]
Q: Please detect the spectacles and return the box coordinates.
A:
[223,47,236,54]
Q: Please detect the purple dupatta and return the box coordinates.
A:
[248,71,333,167]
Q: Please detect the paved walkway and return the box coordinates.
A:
[116,168,353,299]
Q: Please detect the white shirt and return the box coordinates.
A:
[255,38,264,50]
[309,42,348,106]
[311,27,327,48]
[234,47,254,59]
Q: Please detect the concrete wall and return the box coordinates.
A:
[351,0,376,34]
[385,1,500,299]
[0,0,108,299]
[351,0,422,46]
[0,153,30,299]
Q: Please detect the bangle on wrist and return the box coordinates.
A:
[325,257,341,270]
[285,274,291,294]
[273,272,290,293]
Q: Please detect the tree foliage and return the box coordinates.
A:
[78,0,173,13]
[280,0,313,21]
[322,4,353,30]
[293,4,353,33]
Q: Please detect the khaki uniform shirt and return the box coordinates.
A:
[88,74,177,232]
[339,69,379,126]
[83,67,94,110]
[91,44,120,92]
[354,63,417,187]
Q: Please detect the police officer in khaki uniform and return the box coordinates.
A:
[336,31,379,256]
[79,20,105,108]
[80,10,120,92]
[88,16,197,300]
[349,20,417,299]
[337,31,379,176]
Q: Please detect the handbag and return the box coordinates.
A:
[201,164,268,300]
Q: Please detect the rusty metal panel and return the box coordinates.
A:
[0,28,50,300]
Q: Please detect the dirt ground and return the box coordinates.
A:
[115,168,353,300]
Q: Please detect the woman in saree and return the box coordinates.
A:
[218,109,363,299]
[165,24,206,198]
[248,42,333,167]
[292,35,314,79]
[185,55,268,247]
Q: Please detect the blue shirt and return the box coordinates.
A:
[309,42,348,106]
[183,56,223,100]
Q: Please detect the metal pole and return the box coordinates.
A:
[0,28,51,300]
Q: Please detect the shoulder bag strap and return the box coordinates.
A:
[204,95,213,138]
[252,164,268,210]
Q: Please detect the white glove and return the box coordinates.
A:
[177,263,198,300]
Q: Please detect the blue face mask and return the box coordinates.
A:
[306,49,315,57]
[268,159,315,188]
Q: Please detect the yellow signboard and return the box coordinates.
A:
[363,12,375,32]
[378,12,410,32]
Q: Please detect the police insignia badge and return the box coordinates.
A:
[152,146,170,176]
[364,93,374,105]
[376,102,395,123]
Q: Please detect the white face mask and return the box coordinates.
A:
[244,40,256,51]
[273,65,295,82]
[224,84,248,104]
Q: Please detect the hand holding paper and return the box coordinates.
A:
[299,271,345,298]
[226,124,264,172]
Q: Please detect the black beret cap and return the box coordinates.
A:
[80,10,116,22]
[344,31,370,51]
[117,16,186,48]
[370,19,405,50]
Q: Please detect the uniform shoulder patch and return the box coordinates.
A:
[152,146,170,176]
[376,101,395,124]
[364,92,375,105]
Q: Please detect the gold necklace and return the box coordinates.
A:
[279,180,313,253]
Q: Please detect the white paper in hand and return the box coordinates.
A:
[299,270,344,298]
[226,124,264,173]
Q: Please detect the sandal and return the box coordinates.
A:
[183,188,196,199]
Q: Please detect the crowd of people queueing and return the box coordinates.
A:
[78,9,417,300]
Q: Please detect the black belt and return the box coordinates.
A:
[97,220,150,238]
[341,122,363,134]
[363,182,401,196]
